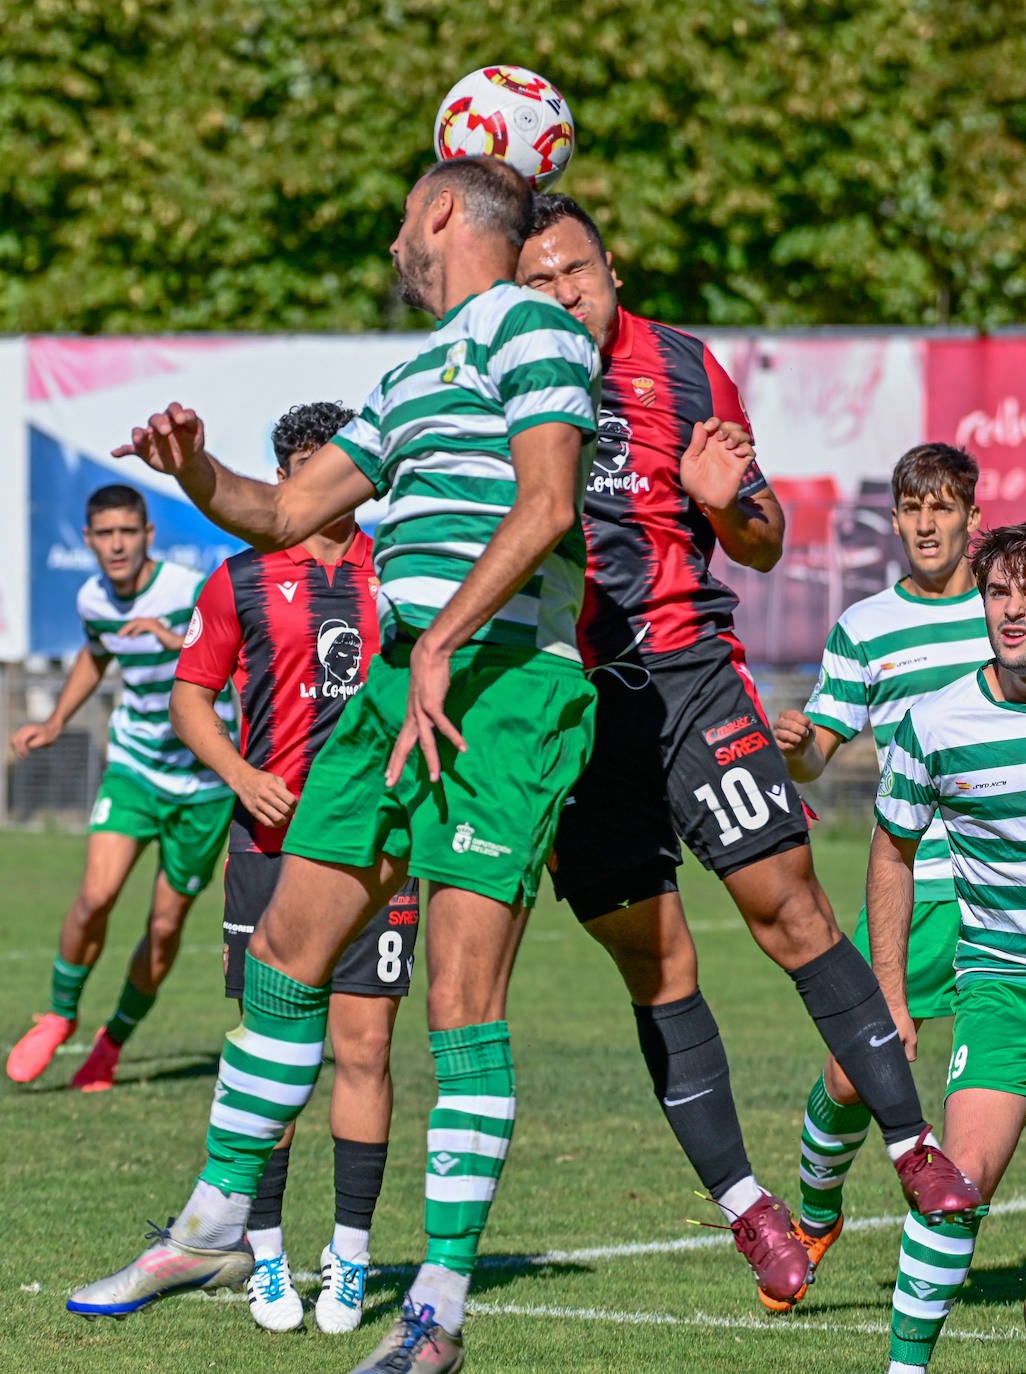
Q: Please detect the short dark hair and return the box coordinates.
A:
[527,192,607,255]
[271,401,356,467]
[422,155,533,248]
[970,524,1026,597]
[890,443,979,511]
[86,484,148,525]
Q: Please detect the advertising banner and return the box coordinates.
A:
[25,335,421,657]
[4,331,1025,664]
[925,339,1026,526]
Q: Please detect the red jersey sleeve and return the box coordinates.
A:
[702,342,767,499]
[175,561,242,691]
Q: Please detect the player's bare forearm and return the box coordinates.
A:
[169,680,248,792]
[706,490,784,571]
[11,648,109,757]
[169,679,296,825]
[118,617,186,651]
[47,647,109,730]
[112,403,375,550]
[866,825,918,1017]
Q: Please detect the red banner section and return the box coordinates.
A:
[926,339,1026,526]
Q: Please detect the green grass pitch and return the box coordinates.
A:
[1,828,1023,1372]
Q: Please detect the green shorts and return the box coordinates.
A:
[945,978,1026,1099]
[286,642,596,907]
[852,897,959,1020]
[89,768,233,897]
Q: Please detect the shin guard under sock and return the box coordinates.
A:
[790,938,925,1146]
[633,991,751,1198]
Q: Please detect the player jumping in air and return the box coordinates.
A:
[6,484,236,1093]
[66,157,601,1374]
[516,194,983,1312]
[170,401,419,1334]
[871,524,1023,1373]
[773,444,988,1302]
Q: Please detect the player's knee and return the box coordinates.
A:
[69,887,118,929]
[147,915,184,954]
[333,1021,393,1086]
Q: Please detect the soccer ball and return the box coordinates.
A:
[434,65,575,192]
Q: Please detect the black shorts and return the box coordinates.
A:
[222,850,419,999]
[551,635,808,920]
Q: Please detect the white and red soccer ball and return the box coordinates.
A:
[433,65,575,192]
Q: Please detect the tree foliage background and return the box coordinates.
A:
[3,0,1025,333]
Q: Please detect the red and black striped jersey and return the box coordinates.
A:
[175,532,379,853]
[579,306,767,668]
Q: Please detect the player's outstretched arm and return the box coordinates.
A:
[866,824,920,1060]
[385,419,584,787]
[772,711,842,783]
[169,680,297,828]
[680,418,784,571]
[112,402,376,551]
[9,646,109,759]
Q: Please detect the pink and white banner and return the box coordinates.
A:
[2,332,1024,663]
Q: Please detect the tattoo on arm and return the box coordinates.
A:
[215,719,231,742]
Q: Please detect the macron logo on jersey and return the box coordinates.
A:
[277,581,299,603]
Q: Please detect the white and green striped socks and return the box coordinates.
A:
[411,1020,515,1331]
[798,1072,872,1233]
[201,951,329,1199]
[888,1208,986,1371]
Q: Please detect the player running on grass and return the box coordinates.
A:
[516,194,983,1313]
[870,524,1024,1374]
[6,484,236,1093]
[169,400,419,1335]
[772,444,988,1306]
[66,156,601,1374]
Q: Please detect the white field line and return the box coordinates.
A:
[465,1301,1023,1343]
[24,1198,1026,1344]
[185,1288,1023,1343]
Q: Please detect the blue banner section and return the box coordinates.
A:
[29,428,243,656]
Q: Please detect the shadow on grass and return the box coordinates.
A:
[959,1262,1026,1309]
[21,1052,221,1094]
[115,1053,221,1085]
[333,1253,593,1323]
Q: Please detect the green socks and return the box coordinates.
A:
[50,955,91,1020]
[424,1020,516,1276]
[889,1209,985,1369]
[799,1072,872,1232]
[105,980,157,1045]
[202,952,329,1197]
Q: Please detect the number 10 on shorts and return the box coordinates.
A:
[694,767,771,847]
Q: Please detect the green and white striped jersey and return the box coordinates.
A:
[805,582,989,900]
[78,560,236,802]
[334,282,600,664]
[875,667,1026,987]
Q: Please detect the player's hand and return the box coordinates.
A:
[385,637,467,787]
[117,616,182,651]
[111,402,207,476]
[236,767,298,829]
[679,417,755,513]
[889,1002,918,1063]
[773,709,815,757]
[10,720,60,758]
